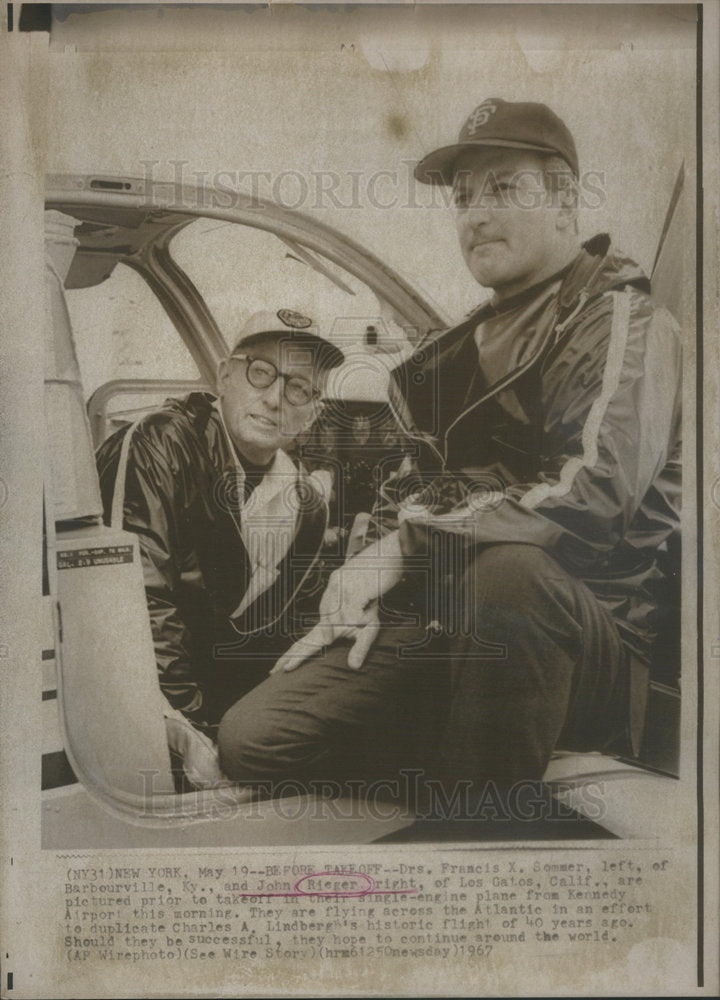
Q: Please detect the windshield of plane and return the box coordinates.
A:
[170,218,411,356]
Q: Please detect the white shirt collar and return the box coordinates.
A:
[213,397,298,511]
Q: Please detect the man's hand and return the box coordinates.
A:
[271,530,404,674]
[165,715,236,790]
[271,571,381,673]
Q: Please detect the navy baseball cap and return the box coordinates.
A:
[415,98,579,185]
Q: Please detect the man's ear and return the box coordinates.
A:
[216,358,230,397]
[555,178,579,232]
[301,398,324,430]
[556,203,578,233]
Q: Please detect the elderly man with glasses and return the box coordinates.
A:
[96,309,344,788]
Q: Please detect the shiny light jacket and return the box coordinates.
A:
[97,392,329,732]
[378,235,681,742]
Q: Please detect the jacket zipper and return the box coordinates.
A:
[226,493,329,638]
[438,289,592,464]
[388,316,559,469]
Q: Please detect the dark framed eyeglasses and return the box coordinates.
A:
[230,354,318,407]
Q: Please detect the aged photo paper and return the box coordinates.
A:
[1,1,718,996]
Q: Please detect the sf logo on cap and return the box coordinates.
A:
[277,309,313,329]
[466,101,498,136]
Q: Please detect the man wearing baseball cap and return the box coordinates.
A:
[97,308,343,789]
[219,99,682,829]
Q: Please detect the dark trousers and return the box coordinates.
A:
[217,544,628,793]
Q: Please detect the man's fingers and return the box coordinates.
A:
[270,623,332,674]
[271,612,378,674]
[346,618,381,669]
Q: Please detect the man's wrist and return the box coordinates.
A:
[355,529,403,566]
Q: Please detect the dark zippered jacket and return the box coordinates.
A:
[97,393,329,732]
[378,235,681,743]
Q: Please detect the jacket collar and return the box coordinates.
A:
[558,234,650,313]
[411,236,649,460]
[422,234,649,359]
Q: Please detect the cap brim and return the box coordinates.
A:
[232,329,345,371]
[414,138,567,185]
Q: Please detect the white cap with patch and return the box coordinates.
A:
[230,308,344,371]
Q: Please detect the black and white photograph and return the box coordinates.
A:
[1,2,717,996]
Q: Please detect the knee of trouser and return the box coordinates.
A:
[216,698,322,784]
[461,543,573,606]
[216,704,262,782]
